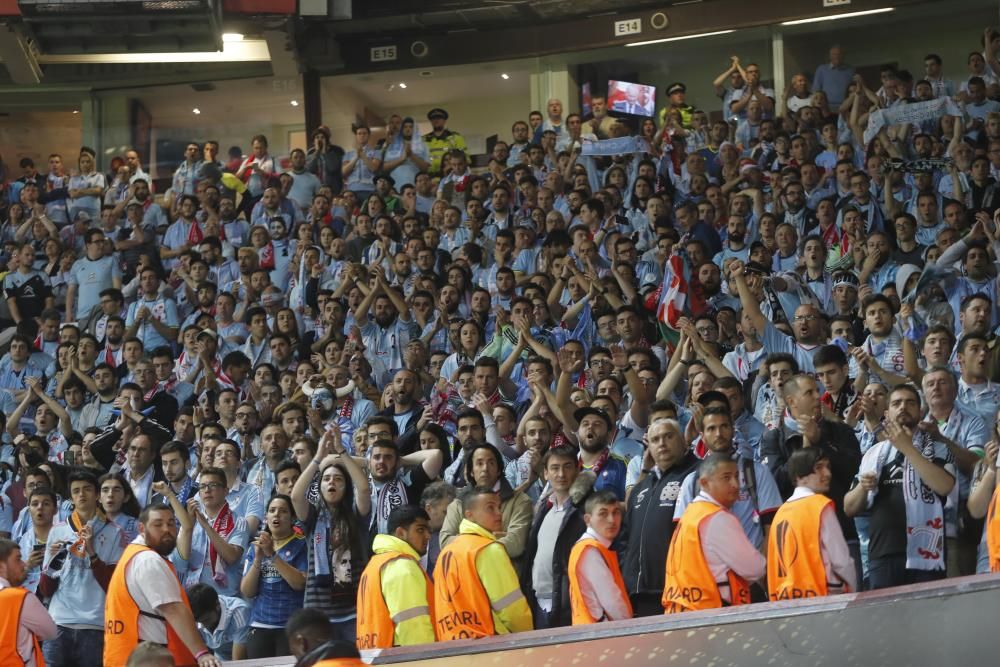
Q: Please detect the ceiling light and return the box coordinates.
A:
[290,100,299,107]
[192,108,201,114]
[37,39,270,64]
[71,110,79,114]
[222,32,244,42]
[626,29,734,47]
[399,82,407,89]
[501,73,510,80]
[781,7,893,25]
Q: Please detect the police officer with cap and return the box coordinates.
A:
[423,108,468,178]
[659,82,694,129]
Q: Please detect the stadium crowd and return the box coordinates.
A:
[4,29,1000,667]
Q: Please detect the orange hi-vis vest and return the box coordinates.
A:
[104,543,197,667]
[662,500,750,613]
[567,538,633,625]
[315,660,366,666]
[357,550,434,649]
[987,485,1000,573]
[768,493,837,600]
[433,533,495,640]
[0,586,45,667]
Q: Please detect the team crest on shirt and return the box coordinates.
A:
[659,481,681,505]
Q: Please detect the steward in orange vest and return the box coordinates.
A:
[663,454,766,613]
[988,481,1000,573]
[357,507,436,649]
[104,504,216,667]
[567,490,632,624]
[0,538,56,667]
[433,486,533,640]
[768,449,858,600]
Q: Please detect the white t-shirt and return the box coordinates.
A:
[125,537,184,644]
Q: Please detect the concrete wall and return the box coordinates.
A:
[0,111,82,168]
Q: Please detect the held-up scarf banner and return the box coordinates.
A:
[581,136,651,156]
[863,97,963,143]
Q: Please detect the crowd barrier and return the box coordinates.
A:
[228,573,1000,666]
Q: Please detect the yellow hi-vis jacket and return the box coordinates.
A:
[358,534,436,647]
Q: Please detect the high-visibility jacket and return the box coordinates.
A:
[662,500,750,613]
[357,534,435,649]
[315,660,365,666]
[104,543,197,667]
[0,586,45,667]
[433,519,532,640]
[567,537,632,624]
[987,485,1000,573]
[768,493,835,600]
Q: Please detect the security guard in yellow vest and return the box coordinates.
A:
[356,507,436,649]
[423,108,468,178]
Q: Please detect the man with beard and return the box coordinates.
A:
[956,333,1000,423]
[78,363,119,430]
[730,259,825,373]
[103,504,221,667]
[377,369,424,446]
[383,117,430,188]
[198,237,239,289]
[222,247,259,304]
[367,439,442,535]
[307,368,376,453]
[713,215,751,265]
[621,419,700,617]
[845,384,955,589]
[697,262,739,312]
[575,406,628,501]
[776,181,817,236]
[214,197,248,250]
[857,231,899,294]
[355,272,419,388]
[0,538,57,666]
[849,295,908,387]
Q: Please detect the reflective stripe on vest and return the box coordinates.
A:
[767,494,835,600]
[104,543,197,667]
[432,533,496,640]
[567,538,632,625]
[662,500,750,614]
[0,586,44,667]
[987,485,1000,573]
[357,551,434,649]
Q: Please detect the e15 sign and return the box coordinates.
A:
[822,0,851,7]
[614,18,642,37]
[371,45,397,62]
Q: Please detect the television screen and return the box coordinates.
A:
[607,80,656,117]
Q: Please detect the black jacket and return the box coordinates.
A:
[89,415,173,481]
[760,419,862,541]
[620,451,700,598]
[519,471,595,628]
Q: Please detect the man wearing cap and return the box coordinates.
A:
[658,83,694,129]
[422,108,468,178]
[575,406,629,501]
[306,125,344,193]
[383,117,430,188]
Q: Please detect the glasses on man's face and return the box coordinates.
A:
[199,482,225,491]
[235,412,255,419]
[793,315,819,323]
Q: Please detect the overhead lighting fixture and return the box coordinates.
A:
[222,33,244,42]
[192,108,201,114]
[626,29,734,47]
[71,110,79,114]
[501,73,510,80]
[781,7,894,25]
[290,100,299,107]
[399,82,408,89]
[37,39,270,64]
